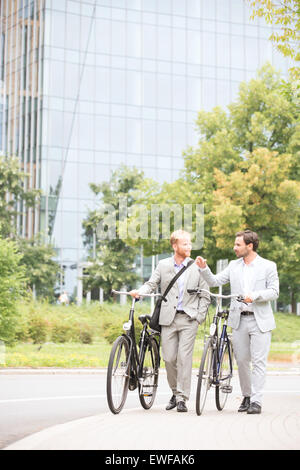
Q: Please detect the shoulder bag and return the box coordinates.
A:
[149,259,194,333]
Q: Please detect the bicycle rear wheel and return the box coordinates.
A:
[139,337,159,409]
[196,338,214,416]
[107,335,130,414]
[215,340,232,411]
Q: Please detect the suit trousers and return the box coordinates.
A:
[232,315,271,405]
[161,313,198,402]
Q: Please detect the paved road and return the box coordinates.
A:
[0,371,105,449]
[2,366,300,450]
[0,369,171,449]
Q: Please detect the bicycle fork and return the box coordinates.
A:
[138,327,158,398]
[216,326,233,394]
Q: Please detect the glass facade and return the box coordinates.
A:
[0,0,44,237]
[1,0,292,294]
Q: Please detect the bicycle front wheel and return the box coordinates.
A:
[196,338,214,416]
[106,335,130,414]
[139,337,159,410]
[215,340,232,411]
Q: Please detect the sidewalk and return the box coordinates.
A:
[4,367,300,451]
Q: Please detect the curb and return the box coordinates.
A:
[0,364,299,375]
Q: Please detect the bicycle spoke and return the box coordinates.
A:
[196,339,213,416]
[107,336,130,414]
[139,337,159,409]
[215,340,232,411]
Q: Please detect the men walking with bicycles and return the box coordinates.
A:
[130,229,210,412]
[196,230,279,414]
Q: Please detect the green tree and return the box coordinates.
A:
[183,65,299,246]
[248,0,300,74]
[16,235,61,298]
[82,166,143,296]
[120,175,186,256]
[0,237,27,344]
[0,155,40,238]
[212,148,300,311]
[185,66,300,311]
[0,156,60,299]
[124,65,300,310]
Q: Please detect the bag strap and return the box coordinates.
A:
[162,259,194,300]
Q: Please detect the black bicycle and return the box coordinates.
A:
[188,288,245,415]
[106,289,162,414]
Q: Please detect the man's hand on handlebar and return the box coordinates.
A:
[129,290,140,299]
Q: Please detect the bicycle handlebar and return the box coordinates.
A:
[187,288,246,303]
[111,289,163,299]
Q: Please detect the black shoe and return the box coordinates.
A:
[177,401,188,412]
[166,395,177,410]
[238,396,250,412]
[247,402,262,414]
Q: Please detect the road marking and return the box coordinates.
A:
[0,392,171,404]
[0,395,103,404]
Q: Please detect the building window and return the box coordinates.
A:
[0,33,4,82]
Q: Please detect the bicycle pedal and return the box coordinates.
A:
[129,376,138,391]
[220,385,233,393]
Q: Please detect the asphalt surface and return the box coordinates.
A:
[2,365,300,451]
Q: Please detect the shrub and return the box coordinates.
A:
[102,321,120,344]
[14,316,30,342]
[103,316,143,344]
[71,323,94,344]
[79,329,93,344]
[51,322,73,343]
[0,238,27,345]
[28,315,50,344]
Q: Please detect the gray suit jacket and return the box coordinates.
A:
[138,257,210,326]
[200,255,279,332]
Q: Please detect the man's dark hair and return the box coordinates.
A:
[235,229,259,252]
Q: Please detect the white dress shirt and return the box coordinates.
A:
[241,255,259,312]
[173,256,188,311]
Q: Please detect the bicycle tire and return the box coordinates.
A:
[107,335,130,414]
[139,337,159,410]
[196,338,214,416]
[215,339,232,411]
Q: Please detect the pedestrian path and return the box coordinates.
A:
[5,379,300,450]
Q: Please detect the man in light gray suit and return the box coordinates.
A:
[196,230,279,414]
[130,230,210,412]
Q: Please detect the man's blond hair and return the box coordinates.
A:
[170,229,191,247]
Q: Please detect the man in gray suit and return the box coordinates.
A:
[196,229,279,414]
[130,230,210,412]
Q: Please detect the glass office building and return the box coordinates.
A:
[0,0,291,295]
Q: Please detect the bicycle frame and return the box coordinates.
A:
[217,317,233,383]
[188,288,245,414]
[116,292,160,392]
[122,297,140,389]
[107,289,162,414]
[207,298,233,385]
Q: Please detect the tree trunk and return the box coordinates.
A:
[291,291,297,314]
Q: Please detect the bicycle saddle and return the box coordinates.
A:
[138,315,151,325]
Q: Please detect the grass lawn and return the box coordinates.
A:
[2,302,300,369]
[4,341,111,368]
[3,339,299,369]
